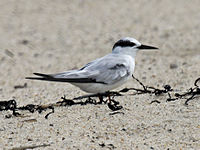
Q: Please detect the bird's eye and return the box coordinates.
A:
[113,40,136,49]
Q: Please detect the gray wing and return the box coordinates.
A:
[84,54,131,84]
[26,54,131,84]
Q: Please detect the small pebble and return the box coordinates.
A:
[170,64,178,69]
[21,39,29,45]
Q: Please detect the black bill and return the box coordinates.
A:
[138,44,158,49]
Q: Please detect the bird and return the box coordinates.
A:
[26,37,158,97]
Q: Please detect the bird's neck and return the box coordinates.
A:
[112,47,137,58]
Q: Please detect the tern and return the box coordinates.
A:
[26,37,158,97]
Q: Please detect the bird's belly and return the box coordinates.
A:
[71,77,129,93]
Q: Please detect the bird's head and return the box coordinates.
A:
[112,37,158,57]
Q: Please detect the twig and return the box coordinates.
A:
[10,144,50,150]
[150,100,161,104]
[14,83,27,89]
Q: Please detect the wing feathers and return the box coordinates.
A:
[26,72,106,84]
[33,73,53,78]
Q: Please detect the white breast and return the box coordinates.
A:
[71,76,130,93]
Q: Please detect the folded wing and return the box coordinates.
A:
[26,54,131,85]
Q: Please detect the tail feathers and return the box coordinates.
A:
[26,72,106,84]
[26,72,54,81]
[25,77,49,80]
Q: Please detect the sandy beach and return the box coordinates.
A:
[0,0,200,149]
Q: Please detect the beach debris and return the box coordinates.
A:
[5,49,14,58]
[99,143,116,149]
[170,63,178,69]
[174,77,200,105]
[14,83,27,89]
[20,39,29,45]
[150,100,161,104]
[0,77,199,119]
[10,144,50,150]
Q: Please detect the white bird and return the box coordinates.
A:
[26,37,158,95]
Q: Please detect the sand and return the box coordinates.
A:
[0,0,200,149]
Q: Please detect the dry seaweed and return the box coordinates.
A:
[0,76,199,119]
